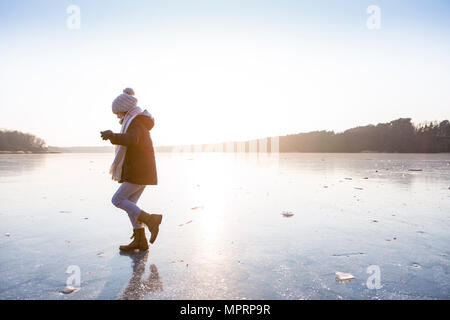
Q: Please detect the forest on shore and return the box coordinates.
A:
[0,130,46,153]
[279,118,450,153]
[157,118,450,153]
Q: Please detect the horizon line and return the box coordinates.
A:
[48,117,448,149]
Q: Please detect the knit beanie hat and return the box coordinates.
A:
[112,88,138,114]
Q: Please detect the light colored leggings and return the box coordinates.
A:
[112,182,146,229]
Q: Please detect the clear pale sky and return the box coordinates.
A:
[1,0,449,147]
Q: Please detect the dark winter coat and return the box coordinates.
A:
[109,115,157,185]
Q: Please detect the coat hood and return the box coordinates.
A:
[137,109,155,131]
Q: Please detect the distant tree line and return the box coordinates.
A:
[280,118,450,153]
[156,118,450,153]
[0,130,46,152]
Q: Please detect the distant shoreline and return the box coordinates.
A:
[0,150,62,154]
[1,150,449,155]
[2,117,449,154]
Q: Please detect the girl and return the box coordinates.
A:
[101,88,162,252]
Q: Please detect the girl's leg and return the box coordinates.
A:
[128,186,146,229]
[112,182,146,229]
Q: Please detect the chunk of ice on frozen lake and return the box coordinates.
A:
[335,272,355,283]
[281,211,294,217]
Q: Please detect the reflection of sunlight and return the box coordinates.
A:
[199,213,221,245]
[193,154,230,251]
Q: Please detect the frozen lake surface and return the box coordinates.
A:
[0,152,449,299]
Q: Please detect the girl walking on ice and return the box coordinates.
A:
[101,88,162,252]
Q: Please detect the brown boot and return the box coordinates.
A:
[137,210,163,244]
[119,228,149,252]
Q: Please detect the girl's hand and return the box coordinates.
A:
[100,130,113,140]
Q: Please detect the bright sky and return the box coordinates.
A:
[1,0,449,147]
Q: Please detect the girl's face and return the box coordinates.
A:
[116,112,126,120]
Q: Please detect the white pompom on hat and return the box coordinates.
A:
[112,88,138,114]
[123,87,135,96]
